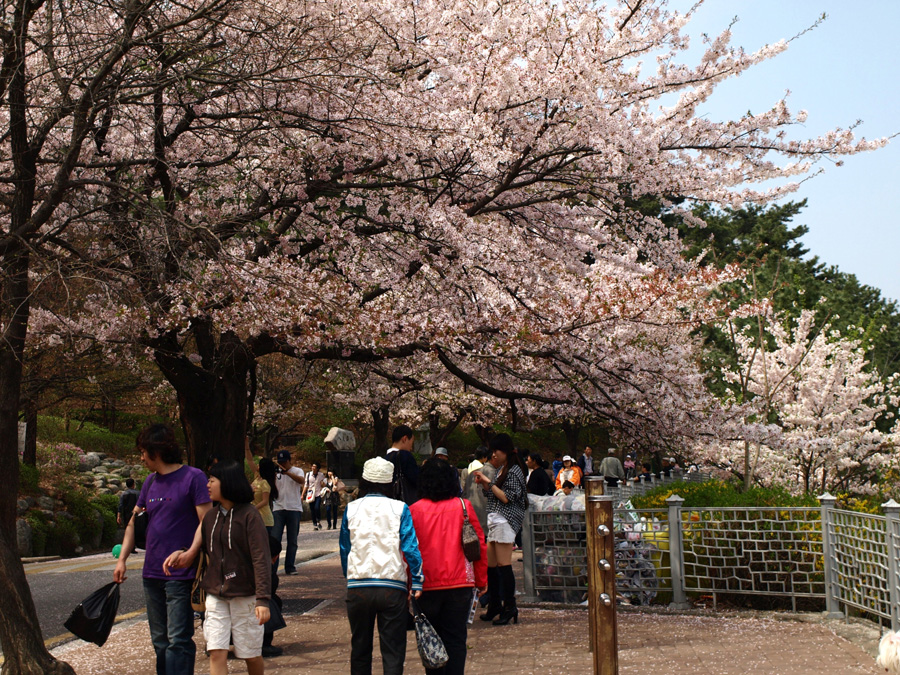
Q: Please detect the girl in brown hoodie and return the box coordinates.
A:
[165,460,271,675]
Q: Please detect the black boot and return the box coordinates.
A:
[480,566,502,621]
[493,565,519,625]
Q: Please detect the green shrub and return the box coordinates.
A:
[37,415,137,458]
[631,480,818,510]
[26,511,50,557]
[19,463,40,493]
[49,518,80,557]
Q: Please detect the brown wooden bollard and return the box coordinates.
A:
[586,493,618,675]
[584,475,605,498]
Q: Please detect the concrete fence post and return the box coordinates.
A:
[883,499,900,632]
[666,494,690,610]
[818,493,843,619]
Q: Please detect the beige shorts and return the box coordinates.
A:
[203,593,264,659]
[487,512,517,544]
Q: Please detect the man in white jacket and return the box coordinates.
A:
[340,457,424,675]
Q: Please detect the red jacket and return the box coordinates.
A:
[409,497,488,591]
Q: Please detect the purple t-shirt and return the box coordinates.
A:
[137,465,210,580]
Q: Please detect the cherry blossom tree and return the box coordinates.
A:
[1,0,890,668]
[705,309,899,493]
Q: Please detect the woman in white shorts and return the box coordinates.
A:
[165,460,272,675]
[472,433,527,626]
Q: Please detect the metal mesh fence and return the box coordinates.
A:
[827,509,891,621]
[680,507,824,597]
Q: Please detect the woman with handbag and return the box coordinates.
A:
[410,460,488,674]
[471,433,527,626]
[323,469,345,530]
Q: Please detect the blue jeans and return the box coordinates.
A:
[272,509,301,573]
[325,500,340,528]
[143,578,195,675]
[309,496,322,526]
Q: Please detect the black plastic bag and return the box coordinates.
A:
[64,582,120,647]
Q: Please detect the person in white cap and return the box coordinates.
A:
[340,456,424,675]
[433,447,449,460]
[554,454,583,491]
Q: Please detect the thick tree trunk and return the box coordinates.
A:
[372,405,390,456]
[562,420,581,456]
[0,253,75,674]
[153,330,252,469]
[22,399,37,467]
[428,407,467,451]
[473,424,493,446]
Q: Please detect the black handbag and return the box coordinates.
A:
[131,473,156,550]
[460,498,481,562]
[64,582,121,647]
[410,597,449,669]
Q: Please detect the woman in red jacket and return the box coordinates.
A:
[410,459,488,675]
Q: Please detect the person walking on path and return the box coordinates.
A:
[410,460,488,675]
[386,424,419,505]
[323,469,345,530]
[117,478,140,527]
[340,457,424,675]
[246,439,277,536]
[272,450,305,575]
[113,424,211,675]
[472,433,527,626]
[304,462,327,530]
[598,448,626,487]
[163,460,272,675]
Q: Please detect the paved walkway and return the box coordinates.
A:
[50,528,883,674]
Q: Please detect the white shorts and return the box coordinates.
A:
[203,593,264,659]
[487,512,516,544]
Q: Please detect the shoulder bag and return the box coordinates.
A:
[191,551,208,612]
[460,498,481,562]
[410,597,449,669]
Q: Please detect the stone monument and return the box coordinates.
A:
[324,427,357,480]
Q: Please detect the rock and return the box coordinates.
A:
[37,495,56,511]
[17,499,29,516]
[16,519,32,557]
[74,546,84,555]
[40,509,55,521]
[324,427,357,452]
[56,511,75,522]
[92,465,108,474]
[22,496,35,508]
[83,452,103,469]
[98,488,114,495]
[109,459,125,468]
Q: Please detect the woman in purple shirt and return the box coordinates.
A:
[113,425,211,675]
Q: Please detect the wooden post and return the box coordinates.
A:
[586,493,618,674]
[584,475,604,498]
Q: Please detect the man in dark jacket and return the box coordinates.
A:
[385,425,419,505]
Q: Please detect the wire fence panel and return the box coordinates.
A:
[828,509,891,621]
[530,510,588,604]
[680,507,824,597]
[613,507,672,606]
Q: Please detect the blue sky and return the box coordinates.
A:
[670,1,900,302]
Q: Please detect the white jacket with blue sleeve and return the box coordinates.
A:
[339,493,424,592]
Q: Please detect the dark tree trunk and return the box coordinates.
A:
[153,330,252,469]
[372,405,390,456]
[473,424,493,446]
[428,407,467,451]
[22,398,37,467]
[562,420,581,455]
[0,253,75,674]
